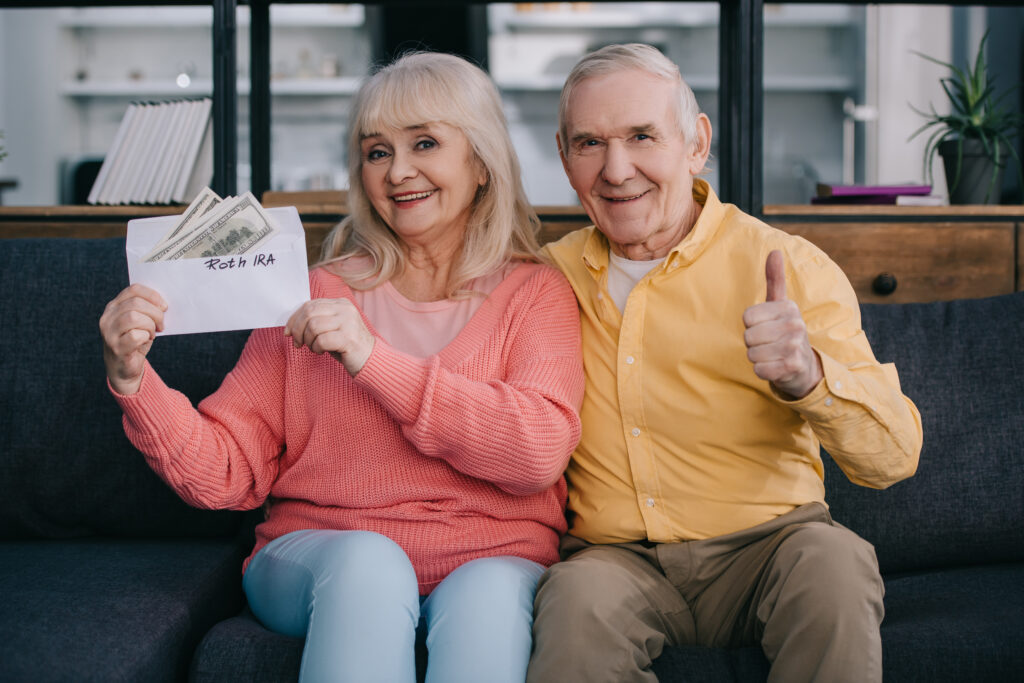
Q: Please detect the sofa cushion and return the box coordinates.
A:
[0,537,249,683]
[880,563,1024,681]
[0,238,251,539]
[652,644,769,682]
[823,292,1024,574]
[190,610,304,683]
[651,563,1024,682]
[190,607,429,683]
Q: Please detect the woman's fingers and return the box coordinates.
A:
[284,299,375,375]
[100,285,168,394]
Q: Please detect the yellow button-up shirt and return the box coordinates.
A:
[545,180,922,544]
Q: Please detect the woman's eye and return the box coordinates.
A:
[415,139,437,151]
[366,149,388,161]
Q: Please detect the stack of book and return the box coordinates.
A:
[87,98,213,206]
[811,183,947,206]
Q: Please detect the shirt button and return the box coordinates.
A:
[596,292,604,300]
[625,356,635,364]
[835,381,843,390]
[631,428,641,437]
[825,397,834,407]
[646,498,655,507]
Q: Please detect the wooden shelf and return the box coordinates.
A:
[765,205,1024,219]
[3,200,1021,303]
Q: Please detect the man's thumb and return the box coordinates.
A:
[766,250,786,302]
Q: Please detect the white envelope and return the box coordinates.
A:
[127,206,312,336]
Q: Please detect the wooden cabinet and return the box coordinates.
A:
[2,200,1021,305]
[772,222,1015,304]
[766,205,1023,304]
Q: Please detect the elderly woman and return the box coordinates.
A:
[100,52,583,683]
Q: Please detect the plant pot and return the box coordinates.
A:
[939,138,1005,204]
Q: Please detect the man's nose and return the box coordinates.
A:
[600,142,636,185]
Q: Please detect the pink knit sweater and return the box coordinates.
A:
[115,262,584,594]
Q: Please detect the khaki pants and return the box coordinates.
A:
[527,503,884,683]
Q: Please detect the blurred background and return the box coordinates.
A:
[0,2,1021,207]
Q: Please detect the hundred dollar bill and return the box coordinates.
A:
[156,191,279,261]
[143,187,223,262]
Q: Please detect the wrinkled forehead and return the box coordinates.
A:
[565,70,677,135]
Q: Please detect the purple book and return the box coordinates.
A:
[816,183,932,197]
[811,194,900,205]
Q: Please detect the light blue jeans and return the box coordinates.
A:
[243,529,544,683]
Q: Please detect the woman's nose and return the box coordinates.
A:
[386,151,417,185]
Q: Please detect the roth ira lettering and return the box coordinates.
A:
[204,254,276,270]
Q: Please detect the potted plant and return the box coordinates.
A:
[909,32,1023,204]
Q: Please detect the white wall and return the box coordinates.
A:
[1,10,65,205]
[867,4,953,188]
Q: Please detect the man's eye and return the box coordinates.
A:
[581,140,599,148]
[635,134,650,141]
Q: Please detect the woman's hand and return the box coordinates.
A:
[100,284,167,395]
[285,298,375,376]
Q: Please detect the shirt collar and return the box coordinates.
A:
[580,178,726,277]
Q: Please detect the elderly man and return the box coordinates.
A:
[527,44,922,683]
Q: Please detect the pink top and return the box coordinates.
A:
[350,263,514,358]
[114,262,584,594]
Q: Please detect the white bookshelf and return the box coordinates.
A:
[57,4,371,197]
[488,2,867,204]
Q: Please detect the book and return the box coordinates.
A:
[815,182,932,198]
[87,98,213,206]
[173,101,214,204]
[810,194,948,206]
[86,103,137,205]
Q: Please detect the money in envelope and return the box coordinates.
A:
[126,188,312,335]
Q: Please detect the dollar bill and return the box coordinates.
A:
[155,191,279,261]
[143,187,223,262]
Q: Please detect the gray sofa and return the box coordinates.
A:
[1,235,1022,682]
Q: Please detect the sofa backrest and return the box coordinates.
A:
[823,292,1024,574]
[0,238,251,540]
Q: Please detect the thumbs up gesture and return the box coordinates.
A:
[742,250,823,400]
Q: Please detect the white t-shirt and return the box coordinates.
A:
[607,252,665,312]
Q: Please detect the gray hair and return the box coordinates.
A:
[558,43,701,151]
[319,51,542,295]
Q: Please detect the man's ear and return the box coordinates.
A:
[688,113,712,174]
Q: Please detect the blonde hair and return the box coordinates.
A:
[558,43,702,151]
[318,52,542,296]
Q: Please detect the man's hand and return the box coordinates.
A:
[742,250,823,400]
[284,298,375,377]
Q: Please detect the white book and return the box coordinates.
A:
[97,102,143,204]
[144,100,190,204]
[158,99,203,204]
[129,101,173,204]
[895,194,949,206]
[87,102,138,205]
[102,101,153,204]
[128,102,174,204]
[171,98,214,203]
[180,116,214,204]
